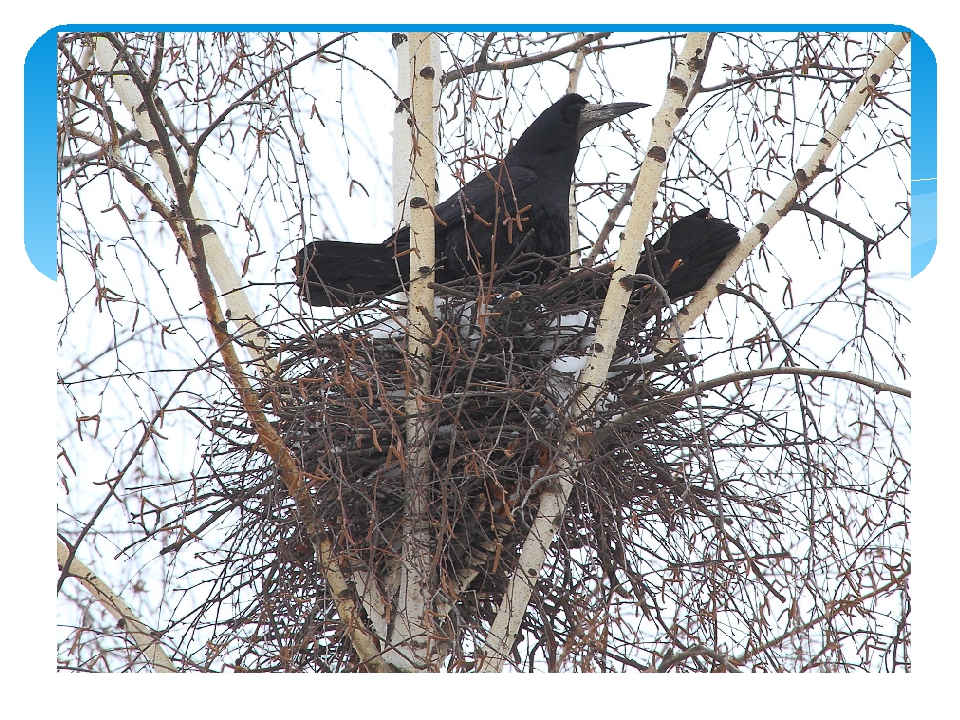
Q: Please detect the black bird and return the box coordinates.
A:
[635,208,741,301]
[295,94,739,306]
[296,94,644,306]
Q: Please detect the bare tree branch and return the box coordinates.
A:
[440,32,611,86]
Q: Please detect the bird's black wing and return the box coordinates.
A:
[434,163,541,227]
[388,163,544,282]
[642,208,740,300]
[295,239,402,306]
[295,164,542,306]
[560,209,740,306]
[386,163,540,242]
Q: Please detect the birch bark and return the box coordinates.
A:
[58,540,177,673]
[383,31,443,672]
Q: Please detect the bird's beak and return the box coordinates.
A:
[577,101,648,140]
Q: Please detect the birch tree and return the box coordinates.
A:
[58,31,910,672]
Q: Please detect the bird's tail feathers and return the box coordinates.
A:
[295,240,407,307]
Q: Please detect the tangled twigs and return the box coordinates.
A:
[194,265,727,671]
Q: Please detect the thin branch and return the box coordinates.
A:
[699,62,862,93]
[792,201,876,246]
[441,32,611,86]
[582,170,639,268]
[730,567,909,665]
[598,365,909,445]
[192,33,354,154]
[93,34,277,375]
[691,366,910,397]
[656,644,742,673]
[58,127,141,167]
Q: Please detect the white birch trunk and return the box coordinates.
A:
[393,34,442,229]
[382,32,442,672]
[393,36,414,229]
[478,33,713,672]
[567,32,587,268]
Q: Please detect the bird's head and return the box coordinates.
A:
[576,98,648,141]
[509,94,647,161]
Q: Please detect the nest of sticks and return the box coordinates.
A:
[195,265,738,671]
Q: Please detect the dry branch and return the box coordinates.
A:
[440,32,611,86]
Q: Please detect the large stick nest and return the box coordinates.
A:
[193,267,751,671]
